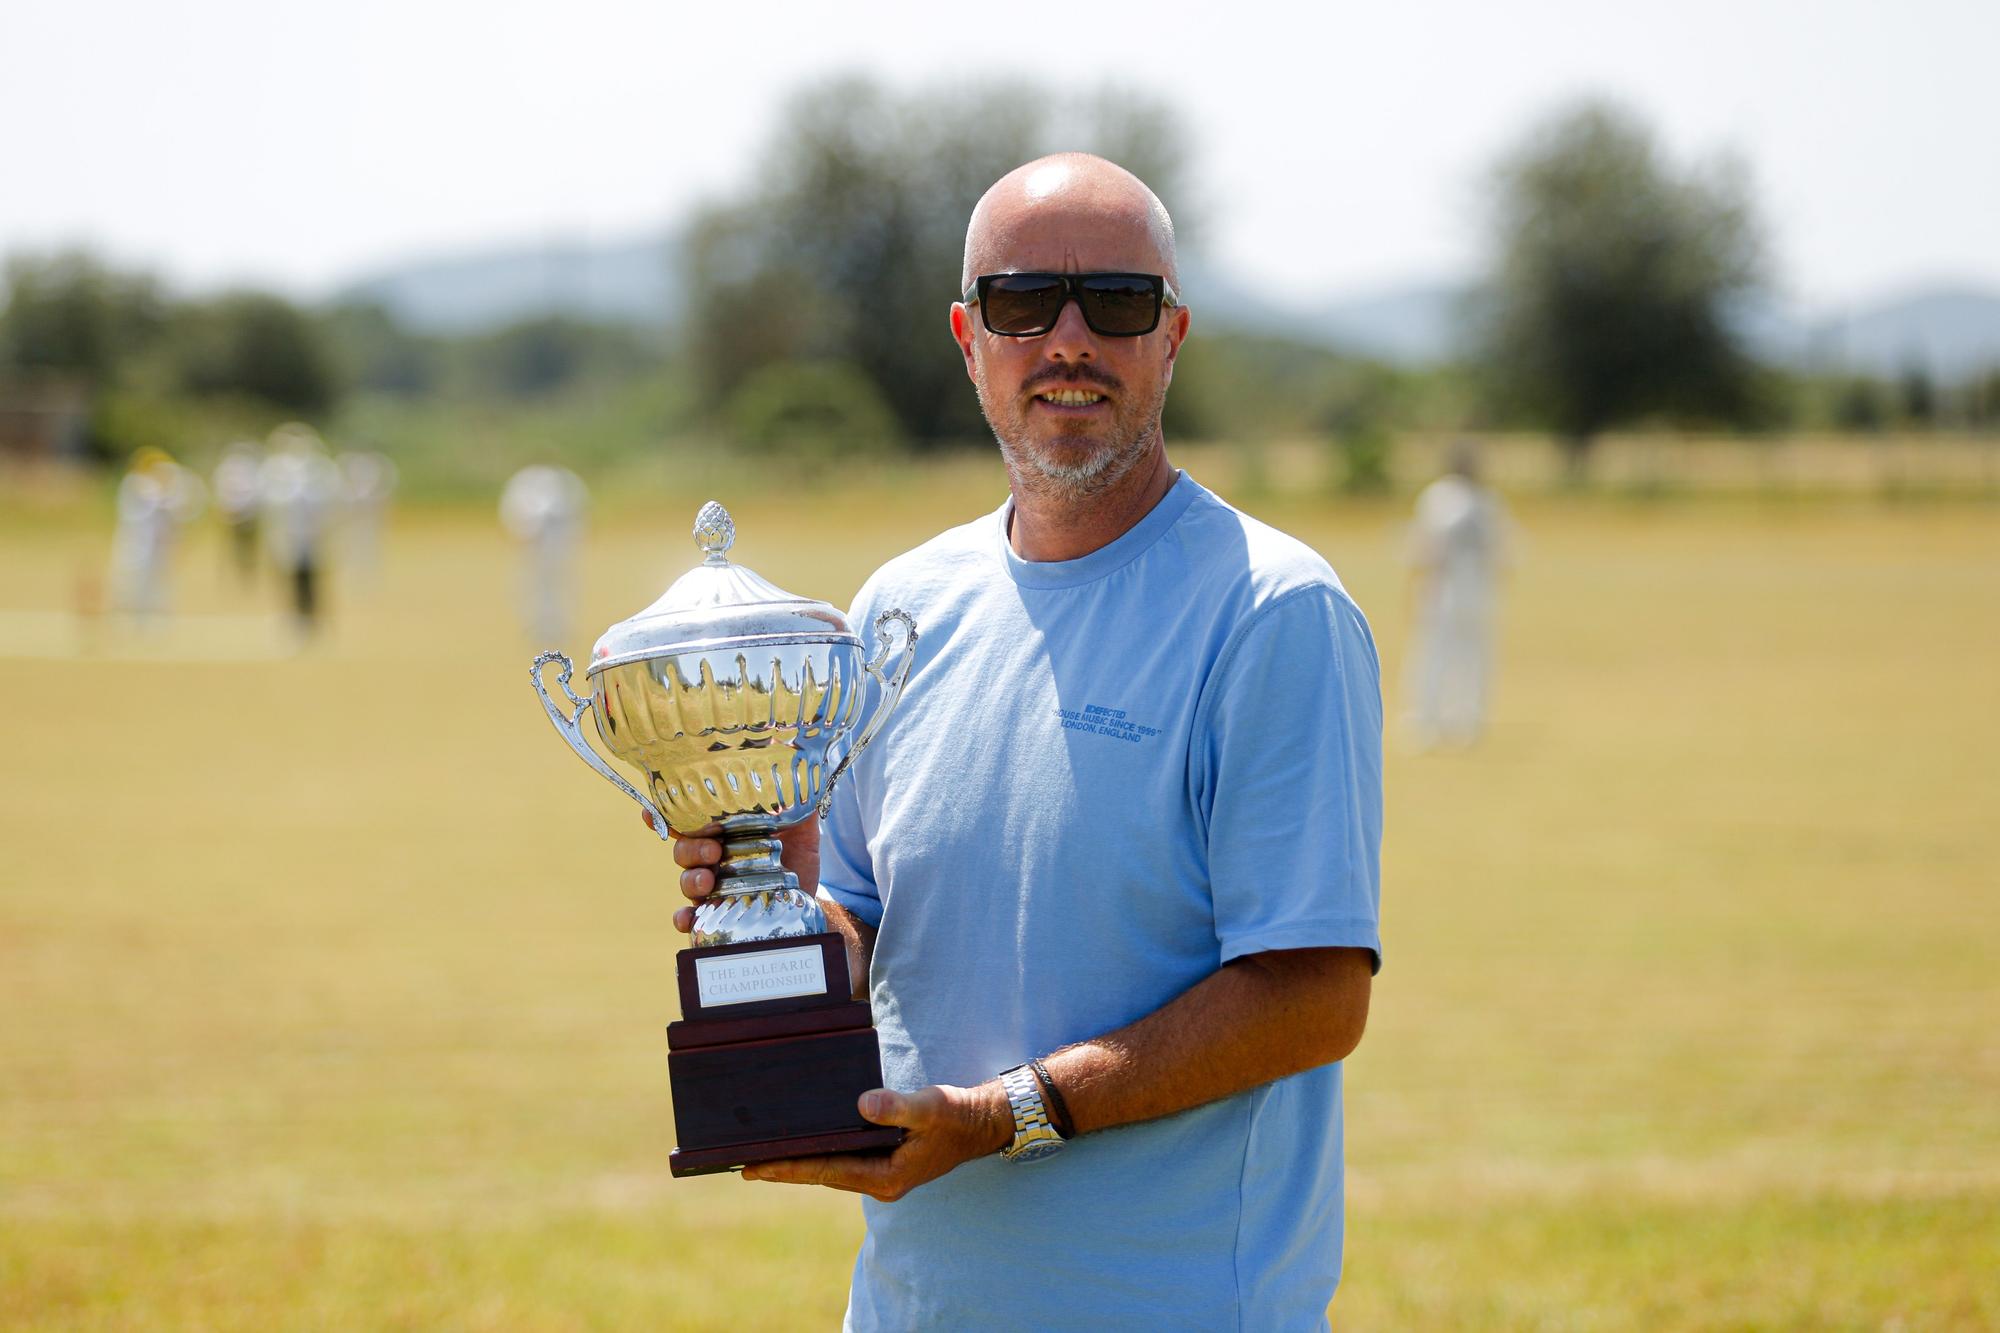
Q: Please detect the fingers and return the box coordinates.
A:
[671,836,723,870]
[743,1152,901,1199]
[669,831,724,903]
[857,1088,927,1129]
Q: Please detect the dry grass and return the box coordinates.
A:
[2,464,1995,1329]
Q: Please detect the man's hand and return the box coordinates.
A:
[644,810,820,935]
[741,1082,1011,1202]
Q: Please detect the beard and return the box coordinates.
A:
[974,361,1169,503]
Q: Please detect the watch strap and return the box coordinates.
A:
[1029,1057,1075,1139]
[999,1063,1066,1162]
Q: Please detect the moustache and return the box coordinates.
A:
[1022,365,1121,395]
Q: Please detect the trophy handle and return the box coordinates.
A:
[531,650,672,841]
[816,608,918,819]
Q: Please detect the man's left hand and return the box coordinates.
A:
[741,1083,1011,1202]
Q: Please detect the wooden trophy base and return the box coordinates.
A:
[666,932,904,1178]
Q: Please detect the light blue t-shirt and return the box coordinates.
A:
[820,472,1383,1332]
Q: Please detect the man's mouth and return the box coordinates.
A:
[1033,388,1108,408]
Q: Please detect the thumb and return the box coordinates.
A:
[858,1087,929,1128]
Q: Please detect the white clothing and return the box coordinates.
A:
[1405,474,1510,746]
[338,452,398,577]
[260,447,341,569]
[110,464,204,619]
[500,466,587,644]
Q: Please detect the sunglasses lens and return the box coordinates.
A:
[983,275,1066,334]
[1079,275,1161,334]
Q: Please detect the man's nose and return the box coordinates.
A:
[1041,295,1098,363]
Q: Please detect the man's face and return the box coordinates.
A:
[952,200,1190,498]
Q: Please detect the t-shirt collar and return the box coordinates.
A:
[995,470,1200,589]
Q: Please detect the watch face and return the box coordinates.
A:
[1009,1138,1064,1164]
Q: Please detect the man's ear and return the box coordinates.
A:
[950,303,978,383]
[1161,305,1191,383]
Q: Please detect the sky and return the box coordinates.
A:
[6,0,1995,314]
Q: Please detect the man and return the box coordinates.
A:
[1405,438,1511,749]
[338,449,398,586]
[211,441,264,585]
[259,423,341,642]
[670,154,1383,1329]
[110,446,205,626]
[499,463,588,644]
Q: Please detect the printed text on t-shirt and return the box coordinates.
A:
[1055,703,1162,744]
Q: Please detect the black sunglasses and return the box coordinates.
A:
[963,272,1180,337]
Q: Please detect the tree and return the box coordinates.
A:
[1899,363,1936,426]
[0,251,166,383]
[465,315,656,400]
[1476,101,1767,474]
[317,301,443,395]
[1833,376,1888,433]
[170,292,339,414]
[725,359,903,466]
[682,78,1192,448]
[1969,367,2000,429]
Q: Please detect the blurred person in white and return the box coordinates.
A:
[499,464,588,645]
[1405,439,1512,748]
[338,450,398,584]
[110,446,205,625]
[211,440,264,584]
[260,424,342,641]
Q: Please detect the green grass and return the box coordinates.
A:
[2,461,1996,1328]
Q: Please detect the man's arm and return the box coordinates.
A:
[660,819,1371,1199]
[1044,944,1370,1135]
[819,894,876,1002]
[739,944,1371,1202]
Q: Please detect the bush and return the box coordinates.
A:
[170,293,338,414]
[1334,425,1395,494]
[723,360,903,464]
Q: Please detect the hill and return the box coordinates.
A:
[331,235,2000,380]
[335,234,681,332]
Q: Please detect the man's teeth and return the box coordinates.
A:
[1038,389,1105,406]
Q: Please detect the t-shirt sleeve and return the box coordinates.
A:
[816,585,886,929]
[1197,584,1384,971]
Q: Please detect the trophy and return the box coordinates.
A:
[531,500,917,1177]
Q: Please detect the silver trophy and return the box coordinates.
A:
[530,500,918,1175]
[531,500,916,945]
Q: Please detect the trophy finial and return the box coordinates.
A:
[693,500,735,563]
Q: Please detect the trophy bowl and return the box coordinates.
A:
[591,632,866,833]
[533,500,915,946]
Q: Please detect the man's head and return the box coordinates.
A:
[953,154,1190,502]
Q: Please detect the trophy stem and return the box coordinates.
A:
[690,813,828,947]
[713,813,796,894]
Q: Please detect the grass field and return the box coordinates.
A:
[2,460,1996,1330]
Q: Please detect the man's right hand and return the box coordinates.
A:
[642,810,822,935]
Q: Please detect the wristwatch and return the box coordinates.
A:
[999,1063,1067,1163]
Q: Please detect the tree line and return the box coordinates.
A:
[5,82,1998,475]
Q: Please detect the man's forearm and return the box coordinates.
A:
[820,895,878,1001]
[1039,947,1372,1138]
[731,943,1372,1199]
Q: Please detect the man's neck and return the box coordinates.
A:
[1007,445,1178,563]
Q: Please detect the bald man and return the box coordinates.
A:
[673,155,1383,1329]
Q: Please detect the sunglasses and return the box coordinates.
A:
[963,272,1180,337]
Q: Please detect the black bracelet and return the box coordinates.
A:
[1029,1057,1075,1139]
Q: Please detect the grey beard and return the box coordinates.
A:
[994,419,1158,502]
[978,363,1171,504]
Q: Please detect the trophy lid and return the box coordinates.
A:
[587,500,858,673]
